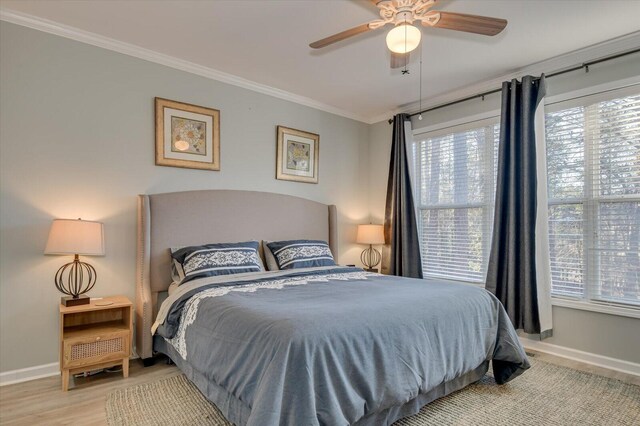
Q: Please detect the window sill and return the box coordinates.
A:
[551,297,640,319]
[423,275,484,288]
[423,277,640,319]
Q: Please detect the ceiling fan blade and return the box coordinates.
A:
[390,52,410,69]
[430,12,507,36]
[309,23,373,49]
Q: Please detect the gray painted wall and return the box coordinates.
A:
[524,306,640,363]
[0,22,370,372]
[1,21,638,374]
[368,54,640,364]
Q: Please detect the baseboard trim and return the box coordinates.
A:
[0,362,59,387]
[520,337,640,377]
[0,354,141,387]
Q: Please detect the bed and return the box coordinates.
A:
[136,189,529,426]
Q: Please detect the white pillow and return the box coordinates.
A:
[168,281,179,296]
[262,241,280,271]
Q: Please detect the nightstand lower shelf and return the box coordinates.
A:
[62,359,130,392]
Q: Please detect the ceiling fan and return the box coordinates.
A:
[309,0,507,69]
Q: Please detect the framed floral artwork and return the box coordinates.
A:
[276,126,319,184]
[155,98,220,170]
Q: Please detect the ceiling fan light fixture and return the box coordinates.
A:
[386,23,421,54]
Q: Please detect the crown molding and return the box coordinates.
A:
[2,8,639,125]
[0,9,371,124]
[369,30,640,124]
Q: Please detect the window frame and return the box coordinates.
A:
[409,77,640,318]
[412,111,501,286]
[544,81,640,315]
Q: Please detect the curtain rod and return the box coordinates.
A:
[387,47,640,124]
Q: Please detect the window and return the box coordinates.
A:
[411,118,500,283]
[546,87,640,307]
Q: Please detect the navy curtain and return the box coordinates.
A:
[486,75,548,335]
[382,113,423,278]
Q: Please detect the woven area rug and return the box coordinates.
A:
[106,359,640,425]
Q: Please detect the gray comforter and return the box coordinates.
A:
[154,266,529,426]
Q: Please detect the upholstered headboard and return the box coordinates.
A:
[135,189,338,359]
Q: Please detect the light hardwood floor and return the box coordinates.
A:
[0,357,179,426]
[1,352,638,425]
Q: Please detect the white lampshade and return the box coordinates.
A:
[356,224,385,245]
[44,219,105,256]
[386,24,421,54]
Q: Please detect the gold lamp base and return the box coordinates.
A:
[61,295,91,307]
[361,245,382,272]
[54,254,97,307]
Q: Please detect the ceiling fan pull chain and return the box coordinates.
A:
[418,42,423,119]
[402,19,410,75]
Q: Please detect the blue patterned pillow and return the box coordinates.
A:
[171,241,263,284]
[266,240,336,270]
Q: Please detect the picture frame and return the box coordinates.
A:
[155,97,220,171]
[276,126,319,184]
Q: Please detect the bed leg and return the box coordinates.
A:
[142,357,156,367]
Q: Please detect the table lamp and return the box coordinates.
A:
[356,224,385,272]
[44,218,105,306]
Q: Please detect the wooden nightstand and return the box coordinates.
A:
[59,295,132,391]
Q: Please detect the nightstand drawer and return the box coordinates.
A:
[63,330,130,369]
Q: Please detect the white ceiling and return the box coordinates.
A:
[2,0,640,122]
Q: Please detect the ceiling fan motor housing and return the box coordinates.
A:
[394,11,415,25]
[368,0,441,31]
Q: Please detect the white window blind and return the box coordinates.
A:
[412,118,499,283]
[545,86,640,307]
